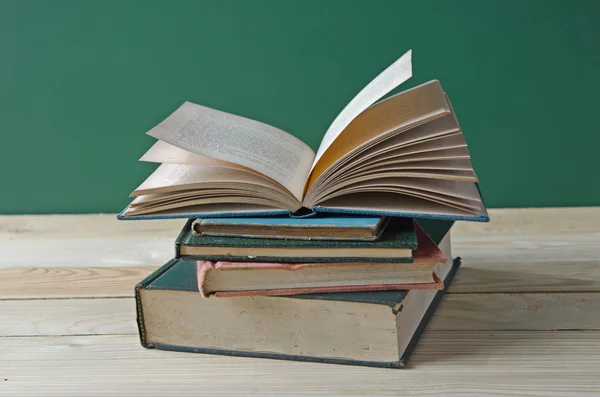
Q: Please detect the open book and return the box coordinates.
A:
[120,50,488,222]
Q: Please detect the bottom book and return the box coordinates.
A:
[135,234,458,368]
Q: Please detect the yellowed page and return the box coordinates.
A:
[123,203,286,218]
[342,111,461,168]
[320,186,482,213]
[140,140,280,182]
[306,80,451,196]
[312,50,413,170]
[141,141,249,168]
[131,163,298,207]
[317,192,486,218]
[308,113,462,193]
[124,196,288,216]
[312,176,483,205]
[346,132,468,172]
[146,102,314,201]
[330,157,475,186]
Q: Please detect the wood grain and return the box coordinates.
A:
[1,208,600,396]
[1,258,598,300]
[3,208,599,268]
[1,332,599,397]
[0,213,183,238]
[0,266,156,299]
[449,260,600,293]
[451,207,600,235]
[451,232,600,262]
[0,214,182,268]
[430,292,600,331]
[0,235,176,268]
[4,292,600,337]
[0,298,134,337]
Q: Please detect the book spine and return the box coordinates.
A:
[174,219,194,258]
[196,261,215,298]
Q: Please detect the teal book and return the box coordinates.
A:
[191,215,389,241]
[118,59,489,224]
[175,217,416,263]
[135,254,459,368]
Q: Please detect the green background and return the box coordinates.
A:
[1,0,598,214]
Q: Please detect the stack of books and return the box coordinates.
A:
[119,50,489,368]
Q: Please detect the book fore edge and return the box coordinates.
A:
[135,259,181,348]
[398,256,461,366]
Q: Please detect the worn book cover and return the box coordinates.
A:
[175,217,417,263]
[191,215,389,241]
[195,222,445,298]
[135,255,459,368]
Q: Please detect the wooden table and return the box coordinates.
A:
[1,208,599,396]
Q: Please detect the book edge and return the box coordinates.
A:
[135,258,181,347]
[397,256,461,366]
[146,343,406,368]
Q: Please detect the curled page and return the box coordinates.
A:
[312,50,413,171]
[146,102,315,201]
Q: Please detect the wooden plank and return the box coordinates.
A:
[430,292,600,331]
[1,332,599,396]
[451,207,600,235]
[2,208,600,268]
[0,235,175,268]
[0,299,135,337]
[0,257,597,300]
[2,208,597,242]
[0,266,156,299]
[1,258,599,299]
[451,232,600,262]
[449,260,600,293]
[0,213,184,238]
[4,292,600,337]
[0,214,183,268]
[5,229,591,269]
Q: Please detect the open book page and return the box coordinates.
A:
[317,192,485,218]
[130,163,299,209]
[337,159,476,184]
[305,80,451,198]
[146,102,315,202]
[311,50,412,171]
[321,186,481,213]
[312,112,462,190]
[346,112,462,167]
[141,140,270,179]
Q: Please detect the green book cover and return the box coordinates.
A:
[175,217,417,263]
[416,218,454,243]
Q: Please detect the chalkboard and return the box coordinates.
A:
[1,0,598,214]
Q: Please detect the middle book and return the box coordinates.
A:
[174,218,448,298]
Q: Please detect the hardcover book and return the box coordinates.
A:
[119,50,488,222]
[191,215,389,241]
[175,217,416,262]
[196,222,446,297]
[135,235,459,368]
